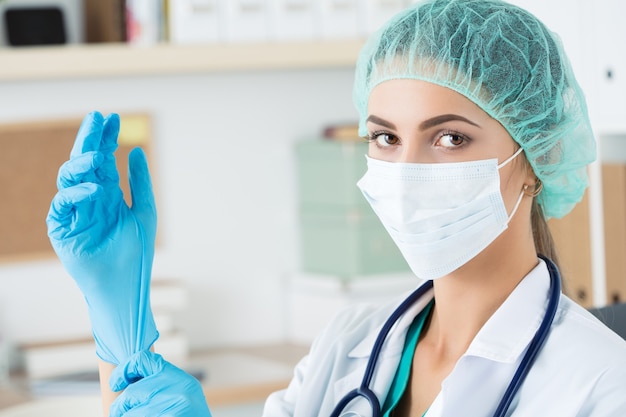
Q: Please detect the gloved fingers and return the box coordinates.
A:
[109,377,211,417]
[56,152,104,190]
[69,113,122,187]
[109,352,212,417]
[110,351,164,392]
[46,184,103,240]
[48,183,102,220]
[128,148,157,227]
[70,112,105,159]
[97,114,122,184]
[109,385,152,417]
[101,113,121,154]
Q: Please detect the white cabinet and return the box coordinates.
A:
[589,0,626,134]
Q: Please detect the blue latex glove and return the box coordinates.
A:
[109,351,212,417]
[46,111,158,365]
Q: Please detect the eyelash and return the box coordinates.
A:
[366,129,471,149]
[437,129,471,148]
[366,130,398,147]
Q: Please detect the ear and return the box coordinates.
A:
[519,153,543,198]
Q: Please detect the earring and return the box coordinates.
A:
[523,179,543,197]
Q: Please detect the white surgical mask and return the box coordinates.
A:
[357,148,524,280]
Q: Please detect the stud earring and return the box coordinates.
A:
[523,179,543,197]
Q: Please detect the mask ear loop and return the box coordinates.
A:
[507,190,525,222]
[497,147,524,169]
[500,147,527,222]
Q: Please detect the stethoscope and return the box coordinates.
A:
[330,255,561,417]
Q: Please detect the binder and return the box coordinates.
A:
[169,0,224,44]
[126,0,162,44]
[359,0,407,36]
[602,164,626,304]
[319,0,360,40]
[270,0,317,41]
[84,0,126,43]
[224,0,270,43]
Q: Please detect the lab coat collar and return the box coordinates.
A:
[348,281,434,359]
[341,260,553,417]
[464,258,551,363]
[347,259,551,364]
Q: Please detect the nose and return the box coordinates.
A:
[396,139,429,164]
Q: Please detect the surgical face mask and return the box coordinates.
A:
[357,148,524,280]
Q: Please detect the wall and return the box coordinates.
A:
[1,0,625,353]
[0,68,357,350]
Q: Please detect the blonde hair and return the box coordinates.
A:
[531,198,559,268]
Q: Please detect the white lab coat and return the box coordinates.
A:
[264,260,626,416]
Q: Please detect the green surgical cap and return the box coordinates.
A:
[353,0,596,219]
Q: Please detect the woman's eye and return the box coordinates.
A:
[437,133,466,148]
[369,132,399,147]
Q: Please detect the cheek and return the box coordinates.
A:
[366,141,380,160]
[367,141,397,162]
[499,164,528,210]
[367,141,378,156]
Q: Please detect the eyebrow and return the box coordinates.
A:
[366,114,481,130]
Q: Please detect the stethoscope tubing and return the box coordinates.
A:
[329,255,561,417]
[329,280,434,417]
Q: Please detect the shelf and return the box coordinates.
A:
[0,40,364,82]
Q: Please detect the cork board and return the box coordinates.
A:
[0,114,152,262]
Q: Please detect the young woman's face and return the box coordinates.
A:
[366,79,534,212]
[366,79,518,164]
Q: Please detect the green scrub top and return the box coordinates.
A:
[381,301,434,417]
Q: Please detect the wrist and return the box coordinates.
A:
[88,303,159,365]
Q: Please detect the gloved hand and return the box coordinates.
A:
[46,111,158,365]
[109,350,212,417]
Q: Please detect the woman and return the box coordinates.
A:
[47,0,626,416]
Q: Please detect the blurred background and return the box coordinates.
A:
[0,0,624,414]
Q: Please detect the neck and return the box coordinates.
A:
[422,231,539,359]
